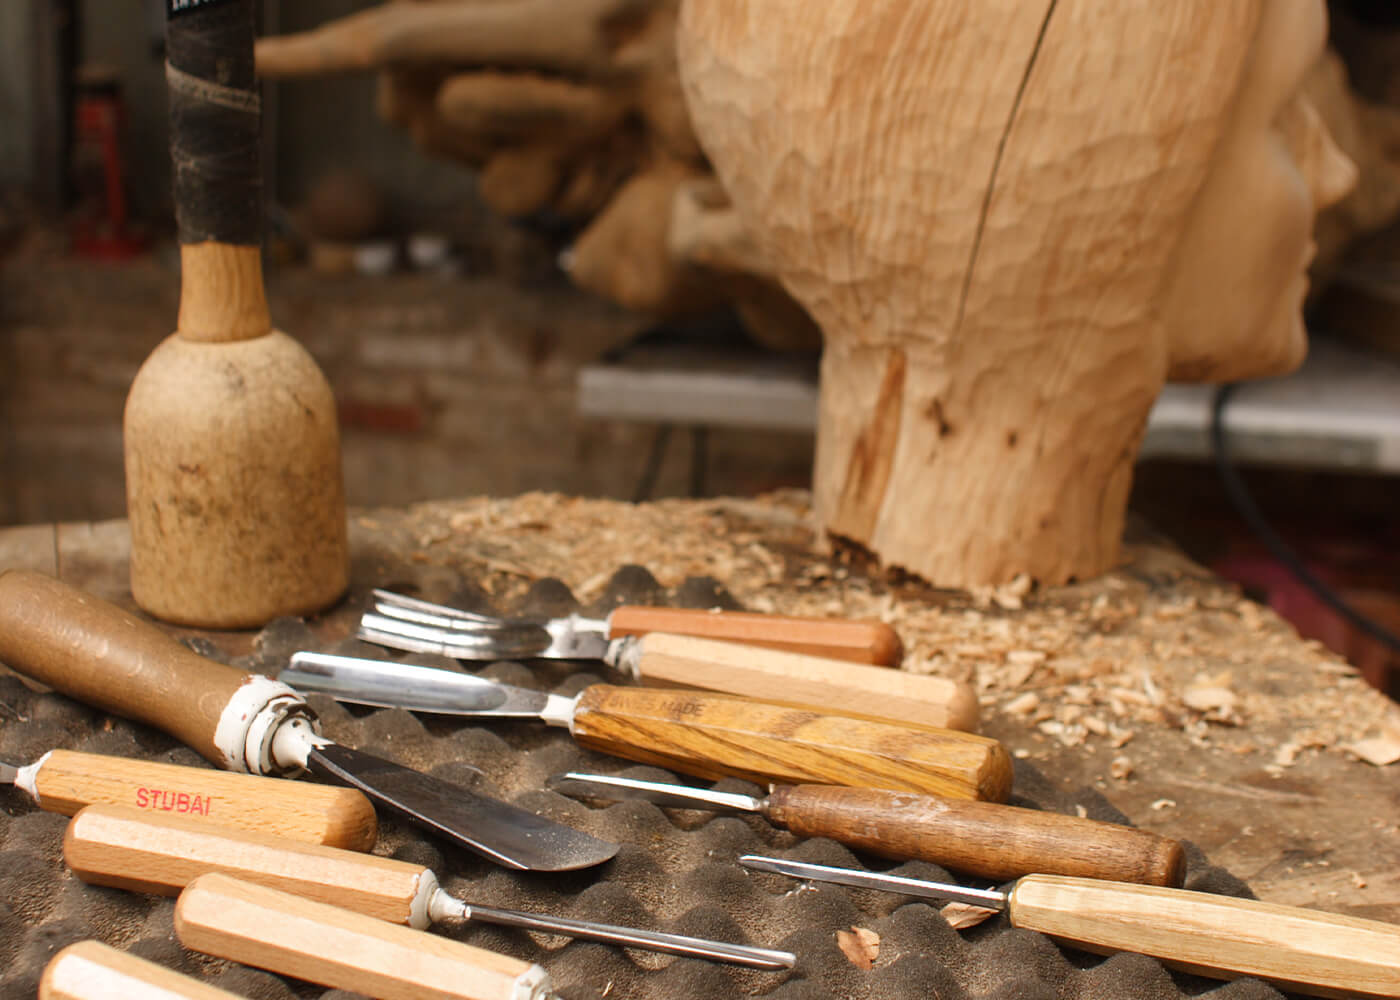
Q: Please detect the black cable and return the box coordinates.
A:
[1211,383,1400,654]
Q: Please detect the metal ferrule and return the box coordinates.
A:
[213,676,320,775]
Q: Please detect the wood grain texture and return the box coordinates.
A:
[764,785,1184,886]
[629,633,977,731]
[1009,874,1400,999]
[175,244,270,344]
[174,874,549,1000]
[33,750,377,850]
[0,570,251,764]
[673,0,1284,586]
[40,940,244,1000]
[609,607,904,666]
[570,685,1011,800]
[65,805,422,926]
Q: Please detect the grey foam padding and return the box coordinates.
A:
[0,567,1284,999]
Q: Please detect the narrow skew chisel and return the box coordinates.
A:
[740,855,1400,1000]
[64,804,796,970]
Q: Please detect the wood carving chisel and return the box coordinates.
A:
[176,873,557,1000]
[1,748,376,849]
[0,569,618,872]
[740,855,1400,1000]
[282,651,1013,801]
[41,940,245,1000]
[362,612,977,731]
[370,587,906,665]
[549,771,1185,886]
[65,804,796,969]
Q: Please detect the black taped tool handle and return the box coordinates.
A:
[166,0,261,246]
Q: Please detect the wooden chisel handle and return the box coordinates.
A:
[765,785,1184,886]
[619,633,977,731]
[175,873,554,1000]
[608,607,904,666]
[0,570,309,772]
[41,940,244,1000]
[1009,875,1400,999]
[26,749,375,850]
[570,686,1012,801]
[66,804,426,926]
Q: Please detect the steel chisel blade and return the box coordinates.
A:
[306,744,618,872]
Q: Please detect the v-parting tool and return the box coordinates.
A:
[0,748,375,849]
[66,804,797,970]
[0,570,617,872]
[740,855,1400,1000]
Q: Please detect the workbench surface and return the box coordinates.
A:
[4,491,1396,932]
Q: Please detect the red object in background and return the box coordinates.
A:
[1214,546,1400,702]
[70,69,149,260]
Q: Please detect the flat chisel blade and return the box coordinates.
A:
[306,743,618,872]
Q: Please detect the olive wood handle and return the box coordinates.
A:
[609,607,904,666]
[40,940,244,1000]
[1009,875,1400,999]
[570,685,1011,801]
[65,804,418,925]
[175,874,551,1000]
[32,750,375,850]
[765,785,1184,886]
[0,570,262,766]
[625,632,976,731]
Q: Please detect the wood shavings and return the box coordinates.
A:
[836,926,880,969]
[940,902,998,930]
[1110,756,1134,780]
[1345,735,1400,767]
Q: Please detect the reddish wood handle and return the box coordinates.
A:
[609,606,903,666]
[0,570,252,765]
[765,785,1185,886]
[570,685,1011,801]
[37,751,376,851]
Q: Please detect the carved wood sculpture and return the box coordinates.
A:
[253,0,821,351]
[676,0,1358,586]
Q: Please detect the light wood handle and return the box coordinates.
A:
[33,750,376,850]
[765,785,1184,886]
[609,607,904,666]
[1010,875,1400,999]
[40,940,244,1000]
[65,804,421,926]
[570,685,1011,801]
[175,873,552,1000]
[0,570,253,764]
[627,633,976,731]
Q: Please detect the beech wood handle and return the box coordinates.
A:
[1009,875,1400,999]
[609,607,904,666]
[0,571,252,764]
[40,940,244,1000]
[33,750,376,851]
[628,633,976,731]
[570,686,1011,801]
[65,804,416,924]
[175,873,550,1000]
[765,785,1184,886]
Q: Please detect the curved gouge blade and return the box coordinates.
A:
[284,652,560,718]
[739,855,1007,909]
[305,744,617,872]
[358,613,553,660]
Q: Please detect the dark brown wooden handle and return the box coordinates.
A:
[570,685,1012,801]
[765,785,1185,886]
[609,606,904,666]
[0,570,252,765]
